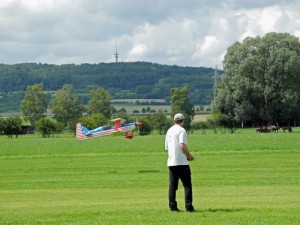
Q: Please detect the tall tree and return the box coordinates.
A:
[213,32,300,126]
[171,85,194,131]
[21,84,47,127]
[213,65,221,100]
[50,84,84,130]
[86,87,112,119]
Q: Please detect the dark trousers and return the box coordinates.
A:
[168,165,193,210]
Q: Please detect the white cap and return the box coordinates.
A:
[174,113,185,122]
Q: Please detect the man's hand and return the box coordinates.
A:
[187,153,195,161]
[180,143,195,161]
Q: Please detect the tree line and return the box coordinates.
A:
[212,32,300,130]
[0,84,195,138]
[2,31,299,134]
[0,62,215,112]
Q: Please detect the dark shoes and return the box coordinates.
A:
[170,208,181,212]
[186,208,196,212]
[170,208,196,212]
[186,206,196,212]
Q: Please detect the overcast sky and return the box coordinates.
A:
[1,0,300,68]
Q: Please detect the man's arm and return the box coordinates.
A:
[165,135,168,151]
[180,143,194,161]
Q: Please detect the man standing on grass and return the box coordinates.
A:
[165,113,195,212]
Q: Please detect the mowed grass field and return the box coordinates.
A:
[0,129,300,225]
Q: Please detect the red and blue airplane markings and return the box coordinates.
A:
[76,118,142,140]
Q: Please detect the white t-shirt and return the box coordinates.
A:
[165,124,188,166]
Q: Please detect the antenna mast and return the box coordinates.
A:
[114,43,119,63]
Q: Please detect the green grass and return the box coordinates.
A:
[0,129,300,224]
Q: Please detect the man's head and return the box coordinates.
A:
[174,113,185,124]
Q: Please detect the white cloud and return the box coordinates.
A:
[20,0,56,11]
[200,36,219,53]
[1,0,300,67]
[259,6,286,33]
[129,44,148,56]
[125,18,200,65]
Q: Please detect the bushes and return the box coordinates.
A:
[191,121,209,130]
[150,111,172,135]
[0,117,4,136]
[0,116,22,138]
[0,116,64,138]
[135,117,152,135]
[2,112,234,138]
[37,118,64,138]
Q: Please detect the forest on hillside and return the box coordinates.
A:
[0,62,217,112]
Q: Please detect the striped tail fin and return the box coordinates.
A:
[76,123,87,140]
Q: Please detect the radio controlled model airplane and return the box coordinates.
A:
[76,118,142,140]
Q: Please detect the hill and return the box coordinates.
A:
[0,62,217,112]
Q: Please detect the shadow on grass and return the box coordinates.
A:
[138,170,161,173]
[107,170,161,174]
[199,208,246,213]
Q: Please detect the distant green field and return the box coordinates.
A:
[0,129,299,225]
[111,104,210,115]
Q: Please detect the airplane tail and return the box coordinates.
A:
[76,123,89,140]
[112,118,123,131]
[114,119,121,131]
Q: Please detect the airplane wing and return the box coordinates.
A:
[76,119,142,140]
[76,123,114,140]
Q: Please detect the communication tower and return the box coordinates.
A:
[114,43,119,63]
